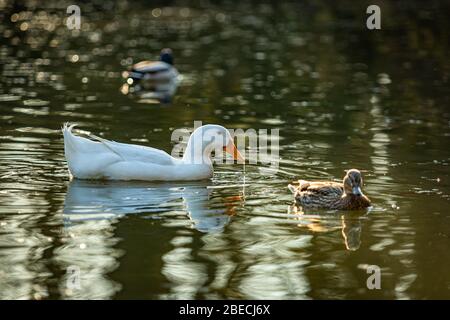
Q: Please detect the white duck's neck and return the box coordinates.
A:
[182,131,213,166]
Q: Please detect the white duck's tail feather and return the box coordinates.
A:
[62,123,125,175]
[62,122,115,154]
[62,122,77,149]
[83,131,125,160]
[62,122,78,176]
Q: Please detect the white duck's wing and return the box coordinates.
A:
[62,124,176,179]
[87,132,175,164]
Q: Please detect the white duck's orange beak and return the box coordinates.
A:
[223,141,244,162]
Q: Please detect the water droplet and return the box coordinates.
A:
[71,55,79,63]
[10,13,19,22]
[19,22,29,31]
[152,8,161,18]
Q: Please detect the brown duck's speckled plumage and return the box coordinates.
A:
[289,169,371,210]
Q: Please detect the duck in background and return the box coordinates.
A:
[288,169,371,210]
[121,48,179,103]
[127,48,178,83]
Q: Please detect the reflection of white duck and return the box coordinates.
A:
[62,124,243,181]
[63,180,235,233]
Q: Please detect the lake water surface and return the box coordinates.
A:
[0,0,449,299]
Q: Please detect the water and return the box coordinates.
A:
[0,0,449,299]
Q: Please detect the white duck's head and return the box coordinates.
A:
[183,125,244,165]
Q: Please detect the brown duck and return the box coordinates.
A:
[288,169,371,210]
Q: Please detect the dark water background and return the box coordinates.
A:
[0,0,449,299]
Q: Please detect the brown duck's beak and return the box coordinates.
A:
[352,186,363,196]
[223,141,244,162]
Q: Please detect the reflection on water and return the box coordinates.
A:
[0,0,450,299]
[64,180,237,233]
[288,205,366,251]
[59,180,240,299]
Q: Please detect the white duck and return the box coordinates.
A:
[62,123,243,181]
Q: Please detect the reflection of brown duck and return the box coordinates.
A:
[288,169,371,210]
[341,214,362,251]
[288,205,363,251]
